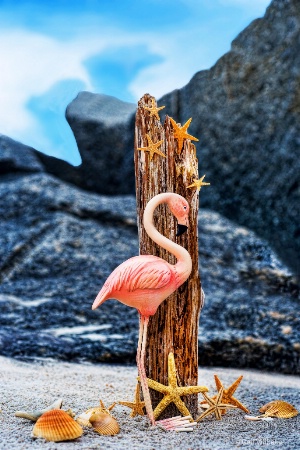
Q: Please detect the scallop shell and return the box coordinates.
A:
[32,409,83,442]
[76,407,103,428]
[89,412,120,435]
[259,400,298,418]
[76,400,117,428]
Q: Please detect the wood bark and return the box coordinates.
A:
[134,94,203,418]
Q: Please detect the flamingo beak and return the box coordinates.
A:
[176,224,188,236]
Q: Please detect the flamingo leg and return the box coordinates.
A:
[136,314,196,432]
[136,314,155,426]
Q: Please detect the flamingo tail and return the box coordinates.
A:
[92,283,111,310]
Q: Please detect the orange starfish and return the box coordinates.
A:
[137,134,166,161]
[196,387,237,421]
[169,117,199,153]
[143,99,165,120]
[118,382,145,418]
[201,375,249,414]
[214,375,249,413]
[187,175,210,192]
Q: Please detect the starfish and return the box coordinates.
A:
[196,387,237,421]
[212,375,249,414]
[118,382,145,418]
[169,117,199,153]
[137,134,166,161]
[143,99,165,120]
[138,352,208,420]
[187,174,210,192]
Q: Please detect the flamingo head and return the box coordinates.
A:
[168,194,189,236]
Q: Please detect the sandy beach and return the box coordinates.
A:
[0,356,299,449]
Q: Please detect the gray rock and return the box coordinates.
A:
[160,0,300,276]
[0,135,44,175]
[0,172,298,373]
[36,92,136,194]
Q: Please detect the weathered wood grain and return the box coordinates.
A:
[134,94,203,418]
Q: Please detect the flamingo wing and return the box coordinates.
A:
[98,256,172,298]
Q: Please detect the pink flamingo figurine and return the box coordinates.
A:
[92,193,192,428]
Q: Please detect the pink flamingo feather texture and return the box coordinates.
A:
[92,193,192,429]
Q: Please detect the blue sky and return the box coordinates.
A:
[0,0,271,165]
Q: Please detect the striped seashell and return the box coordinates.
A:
[89,411,120,435]
[32,409,83,442]
[259,400,298,418]
[76,400,117,427]
[76,407,104,428]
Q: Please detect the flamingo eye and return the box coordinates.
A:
[183,206,187,210]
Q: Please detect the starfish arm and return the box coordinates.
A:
[215,408,222,420]
[153,148,167,158]
[216,387,224,404]
[201,391,217,407]
[177,137,184,152]
[138,376,169,394]
[168,353,178,389]
[182,118,192,131]
[118,401,135,408]
[118,400,145,417]
[227,376,243,396]
[219,403,237,410]
[225,397,249,413]
[172,397,193,418]
[223,397,250,414]
[196,406,215,422]
[169,117,177,127]
[153,395,173,420]
[214,374,223,392]
[177,386,208,396]
[184,132,199,142]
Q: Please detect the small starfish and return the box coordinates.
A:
[169,117,199,153]
[196,387,237,421]
[138,352,208,420]
[137,134,166,161]
[187,174,210,192]
[118,382,145,418]
[143,99,165,120]
[213,375,249,414]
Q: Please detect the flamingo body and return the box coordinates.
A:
[92,255,180,317]
[92,192,192,427]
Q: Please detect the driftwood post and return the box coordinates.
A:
[134,94,203,418]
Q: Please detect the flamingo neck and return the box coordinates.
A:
[143,193,192,286]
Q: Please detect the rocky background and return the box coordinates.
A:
[34,0,300,278]
[0,0,299,373]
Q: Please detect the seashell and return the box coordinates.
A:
[259,400,277,413]
[15,398,63,422]
[244,415,262,421]
[32,409,83,442]
[76,408,101,428]
[89,411,120,435]
[259,400,298,419]
[76,400,116,428]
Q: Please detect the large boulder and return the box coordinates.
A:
[160,0,300,276]
[0,172,298,373]
[36,92,136,194]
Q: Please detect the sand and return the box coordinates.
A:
[0,356,299,450]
